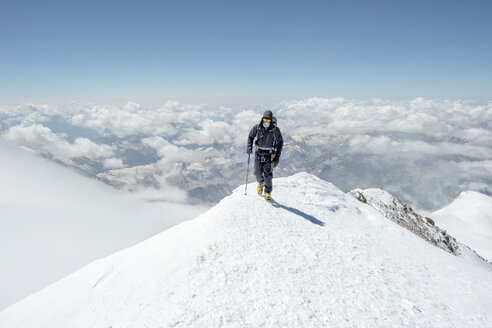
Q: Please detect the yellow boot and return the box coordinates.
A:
[265,193,271,202]
[257,182,264,194]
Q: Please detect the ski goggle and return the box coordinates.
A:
[262,118,271,123]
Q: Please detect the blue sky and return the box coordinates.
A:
[1,0,491,102]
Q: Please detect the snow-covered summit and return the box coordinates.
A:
[1,173,491,327]
[432,191,492,262]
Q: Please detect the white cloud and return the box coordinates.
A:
[275,97,492,140]
[62,101,238,140]
[3,124,114,162]
[348,135,492,159]
[175,120,235,145]
[348,135,396,155]
[69,103,177,138]
[142,136,196,165]
[132,185,188,203]
[456,160,492,178]
[103,157,124,169]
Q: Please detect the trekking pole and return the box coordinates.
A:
[244,153,251,195]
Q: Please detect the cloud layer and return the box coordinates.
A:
[1,97,491,210]
[0,141,206,310]
[4,124,115,162]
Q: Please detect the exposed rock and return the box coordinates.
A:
[356,191,367,203]
[425,217,435,226]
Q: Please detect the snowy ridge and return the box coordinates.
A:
[349,188,490,266]
[1,173,491,327]
[432,191,492,262]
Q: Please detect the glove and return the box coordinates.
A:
[246,146,252,155]
[273,157,279,168]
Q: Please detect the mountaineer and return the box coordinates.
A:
[246,110,284,202]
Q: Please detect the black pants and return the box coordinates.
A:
[254,152,273,193]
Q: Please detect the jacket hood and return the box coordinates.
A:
[262,110,273,120]
[259,110,275,129]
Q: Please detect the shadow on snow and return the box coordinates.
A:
[271,199,325,226]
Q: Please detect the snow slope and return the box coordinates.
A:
[431,191,492,262]
[1,173,491,327]
[350,188,487,263]
[0,141,207,310]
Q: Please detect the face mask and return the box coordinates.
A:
[263,121,270,128]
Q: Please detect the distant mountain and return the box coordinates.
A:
[431,191,492,262]
[2,173,490,327]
